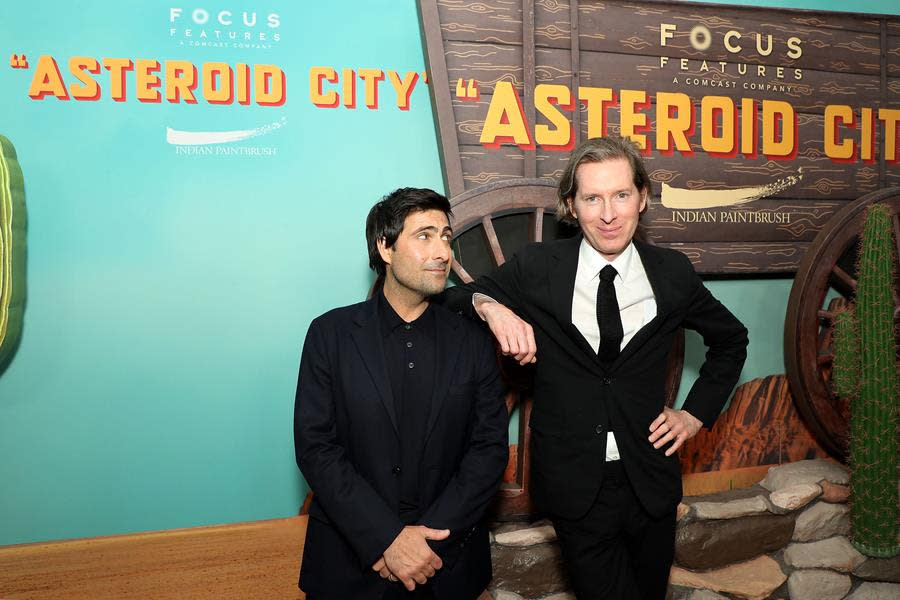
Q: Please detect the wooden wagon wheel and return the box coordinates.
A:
[449,179,685,520]
[784,188,900,460]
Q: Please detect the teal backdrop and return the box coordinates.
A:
[0,0,895,546]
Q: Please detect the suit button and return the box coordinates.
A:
[595,425,603,435]
[602,376,612,385]
[392,466,401,476]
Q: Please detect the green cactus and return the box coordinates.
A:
[0,134,26,369]
[832,307,859,401]
[832,204,900,558]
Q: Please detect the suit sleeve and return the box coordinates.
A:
[418,330,508,550]
[438,246,530,318]
[294,318,404,567]
[679,259,749,428]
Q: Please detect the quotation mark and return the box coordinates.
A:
[455,78,479,101]
[9,54,28,69]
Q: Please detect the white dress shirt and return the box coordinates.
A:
[572,239,657,460]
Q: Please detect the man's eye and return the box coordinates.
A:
[441,234,451,241]
[417,233,428,240]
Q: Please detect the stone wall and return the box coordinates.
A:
[487,459,900,600]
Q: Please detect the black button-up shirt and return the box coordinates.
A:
[378,291,435,523]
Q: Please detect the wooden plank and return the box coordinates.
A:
[682,465,771,496]
[419,0,467,197]
[658,240,812,273]
[644,198,848,243]
[444,42,887,113]
[523,0,537,178]
[0,517,306,600]
[457,141,886,201]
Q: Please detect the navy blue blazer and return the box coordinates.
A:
[294,297,508,599]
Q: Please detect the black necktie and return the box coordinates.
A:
[597,265,623,362]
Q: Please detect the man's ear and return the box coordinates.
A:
[376,237,392,266]
[639,190,649,215]
[566,197,577,220]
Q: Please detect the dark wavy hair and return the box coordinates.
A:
[365,187,452,277]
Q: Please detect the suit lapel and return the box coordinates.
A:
[612,240,675,368]
[550,235,606,373]
[350,299,400,436]
[423,306,462,441]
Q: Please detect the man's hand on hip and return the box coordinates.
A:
[474,296,537,365]
[380,525,450,591]
[648,407,702,456]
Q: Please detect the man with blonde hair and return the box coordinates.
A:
[440,136,748,599]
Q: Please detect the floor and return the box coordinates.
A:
[0,516,307,599]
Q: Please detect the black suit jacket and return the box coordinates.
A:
[442,236,748,520]
[294,297,508,600]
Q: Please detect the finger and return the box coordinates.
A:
[422,528,451,540]
[653,430,676,449]
[497,332,511,354]
[648,412,666,431]
[665,433,689,456]
[379,567,391,579]
[372,558,385,572]
[430,554,443,570]
[505,332,520,357]
[414,573,428,585]
[524,325,537,364]
[401,577,416,592]
[423,566,436,578]
[648,420,669,442]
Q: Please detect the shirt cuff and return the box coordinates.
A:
[472,293,497,321]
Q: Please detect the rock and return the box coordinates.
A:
[677,502,691,521]
[669,555,786,600]
[786,569,851,600]
[691,495,769,520]
[489,541,568,598]
[783,536,866,572]
[845,581,900,599]
[490,519,553,536]
[541,594,576,600]
[759,459,849,492]
[769,483,821,511]
[686,591,731,600]
[792,502,850,542]
[494,525,557,547]
[853,555,900,583]
[675,513,795,570]
[819,480,850,503]
[491,591,524,600]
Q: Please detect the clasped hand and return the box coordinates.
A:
[372,525,450,591]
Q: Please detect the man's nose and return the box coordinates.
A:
[433,239,451,261]
[599,198,616,222]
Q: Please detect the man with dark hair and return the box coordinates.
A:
[440,136,748,599]
[294,187,508,600]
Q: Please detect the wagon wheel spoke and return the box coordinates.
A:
[829,265,857,298]
[451,258,474,284]
[817,353,834,366]
[481,215,506,267]
[529,208,544,243]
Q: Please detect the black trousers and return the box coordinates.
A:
[551,460,676,600]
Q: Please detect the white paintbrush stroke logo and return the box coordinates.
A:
[660,168,803,209]
[166,117,286,145]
